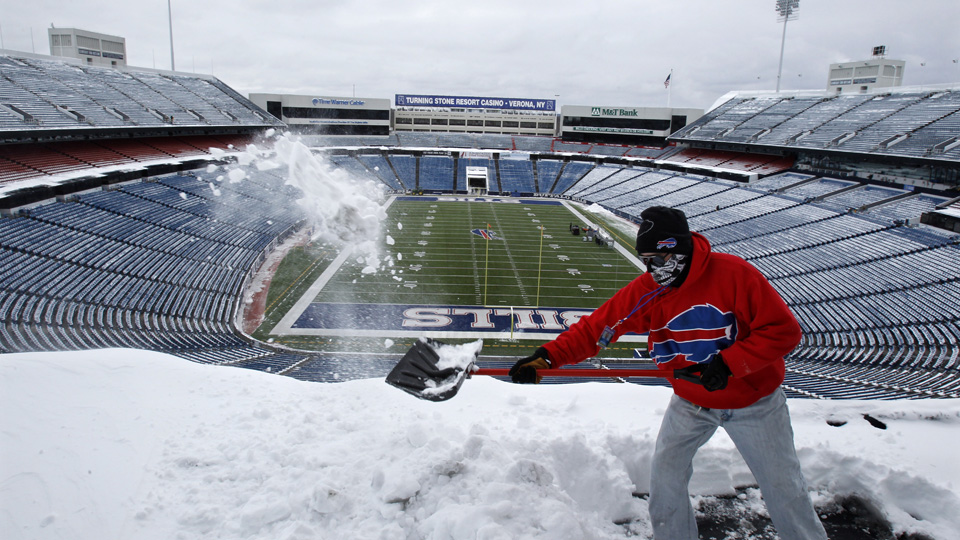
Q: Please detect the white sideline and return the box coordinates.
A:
[270,196,398,335]
[560,200,645,270]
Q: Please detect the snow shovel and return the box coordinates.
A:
[385,338,680,402]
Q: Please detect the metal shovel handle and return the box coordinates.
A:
[474,368,677,379]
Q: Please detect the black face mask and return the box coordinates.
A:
[645,253,688,287]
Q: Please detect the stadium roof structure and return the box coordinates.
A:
[0,51,282,144]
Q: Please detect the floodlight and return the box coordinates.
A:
[776,0,800,21]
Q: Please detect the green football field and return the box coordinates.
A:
[253,196,648,359]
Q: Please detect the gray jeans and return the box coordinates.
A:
[649,388,827,540]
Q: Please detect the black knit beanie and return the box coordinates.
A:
[635,206,693,255]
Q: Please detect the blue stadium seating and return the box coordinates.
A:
[418,155,455,191]
[387,154,417,190]
[551,161,596,195]
[534,159,563,192]
[672,89,960,161]
[0,54,278,132]
[6,160,956,398]
[0,169,302,365]
[497,159,536,193]
[2,51,958,399]
[357,154,404,191]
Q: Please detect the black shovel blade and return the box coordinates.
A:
[385,339,476,402]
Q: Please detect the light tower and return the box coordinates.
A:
[775,0,799,93]
[168,0,176,71]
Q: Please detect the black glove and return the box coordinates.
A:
[509,347,551,384]
[675,354,732,392]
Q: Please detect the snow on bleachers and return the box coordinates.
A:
[624,146,670,159]
[800,93,925,149]
[551,140,592,153]
[654,181,731,211]
[780,177,859,200]
[661,148,794,174]
[613,172,692,212]
[396,132,438,147]
[863,192,951,224]
[324,155,383,188]
[819,184,905,212]
[512,136,553,153]
[497,158,535,193]
[1,52,279,133]
[418,155,454,191]
[535,159,564,192]
[749,171,814,192]
[550,161,595,195]
[2,139,957,396]
[565,164,625,199]
[587,144,630,157]
[0,168,303,363]
[672,89,960,161]
[386,154,417,189]
[583,170,655,206]
[356,154,403,190]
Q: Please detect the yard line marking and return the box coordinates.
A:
[489,206,531,306]
[467,202,484,305]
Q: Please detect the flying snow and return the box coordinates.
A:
[270,135,387,272]
[228,168,246,183]
[206,134,389,274]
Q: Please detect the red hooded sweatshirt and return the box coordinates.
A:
[543,232,801,410]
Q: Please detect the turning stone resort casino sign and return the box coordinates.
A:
[395,94,556,112]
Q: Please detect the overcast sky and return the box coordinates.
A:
[3,1,959,111]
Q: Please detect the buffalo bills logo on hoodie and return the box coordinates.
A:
[649,304,738,365]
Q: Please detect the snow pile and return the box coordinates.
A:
[581,201,639,240]
[2,349,959,540]
[433,339,483,372]
[420,339,483,400]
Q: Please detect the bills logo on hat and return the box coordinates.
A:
[657,237,678,250]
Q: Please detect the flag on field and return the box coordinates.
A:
[664,72,672,88]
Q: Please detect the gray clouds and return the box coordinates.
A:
[3,0,958,110]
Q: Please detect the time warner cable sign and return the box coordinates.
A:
[396,94,556,112]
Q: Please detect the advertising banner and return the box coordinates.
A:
[396,94,556,112]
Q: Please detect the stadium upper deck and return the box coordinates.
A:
[669,88,960,165]
[0,51,281,142]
